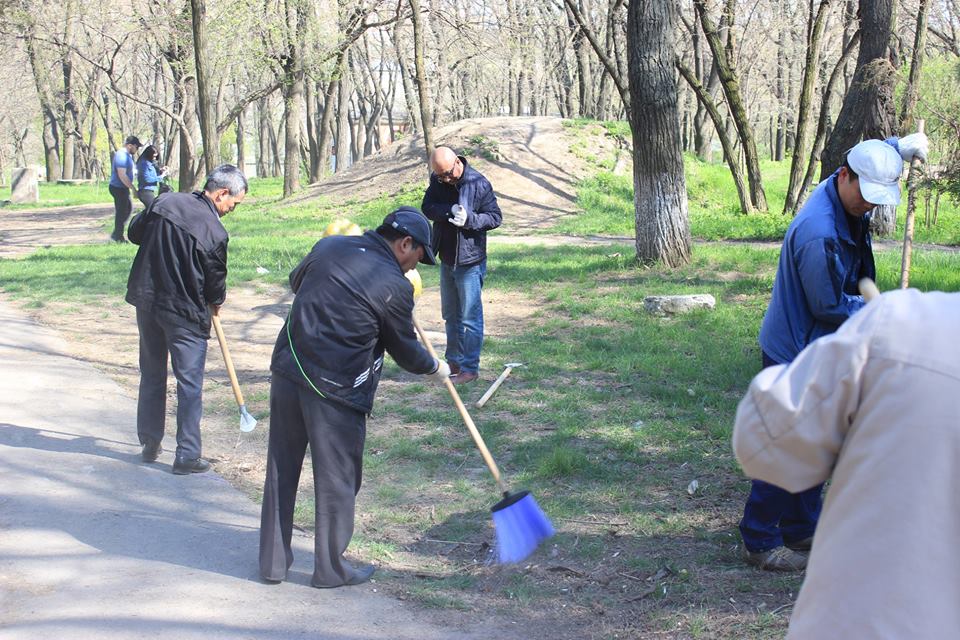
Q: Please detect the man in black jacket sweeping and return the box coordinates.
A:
[260,207,450,588]
[125,164,247,474]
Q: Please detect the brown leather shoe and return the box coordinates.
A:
[450,371,478,385]
[744,545,807,572]
[447,360,461,375]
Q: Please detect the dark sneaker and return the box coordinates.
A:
[141,440,163,463]
[785,537,813,552]
[172,456,211,475]
[743,545,807,572]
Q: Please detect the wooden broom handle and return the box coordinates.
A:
[412,316,507,493]
[476,366,513,408]
[211,313,246,407]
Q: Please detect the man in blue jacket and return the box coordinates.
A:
[421,146,502,384]
[260,207,450,588]
[739,134,928,571]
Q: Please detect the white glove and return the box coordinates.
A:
[428,359,451,381]
[450,204,468,227]
[898,132,929,162]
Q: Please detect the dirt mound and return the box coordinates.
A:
[286,116,628,232]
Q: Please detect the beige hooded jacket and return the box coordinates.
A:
[733,288,960,639]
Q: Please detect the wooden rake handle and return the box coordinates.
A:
[412,316,507,494]
[859,278,881,302]
[211,313,246,408]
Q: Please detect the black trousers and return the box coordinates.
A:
[109,185,132,240]
[135,308,208,459]
[259,374,366,587]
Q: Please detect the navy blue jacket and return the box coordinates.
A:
[758,171,875,364]
[421,157,502,266]
[271,231,436,413]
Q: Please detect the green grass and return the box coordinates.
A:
[0,180,114,208]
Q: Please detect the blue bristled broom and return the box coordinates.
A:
[413,318,555,563]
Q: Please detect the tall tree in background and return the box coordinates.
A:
[627,0,690,267]
[190,0,218,176]
[409,0,433,157]
[783,0,833,215]
[820,0,897,177]
[693,0,768,212]
[819,0,897,234]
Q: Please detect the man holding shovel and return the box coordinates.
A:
[125,164,248,475]
[260,207,450,588]
[738,133,928,571]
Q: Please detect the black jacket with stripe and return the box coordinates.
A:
[271,231,436,413]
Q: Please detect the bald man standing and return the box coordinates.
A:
[421,147,502,384]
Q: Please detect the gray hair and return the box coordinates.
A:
[203,164,248,196]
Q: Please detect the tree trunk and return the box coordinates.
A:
[820,0,898,179]
[795,31,861,212]
[694,0,768,211]
[335,71,352,172]
[677,59,752,214]
[899,0,931,133]
[236,106,245,174]
[628,0,691,267]
[257,98,270,178]
[409,0,434,157]
[190,0,218,175]
[179,76,199,191]
[784,0,834,214]
[281,0,306,197]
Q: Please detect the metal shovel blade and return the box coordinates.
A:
[239,405,258,432]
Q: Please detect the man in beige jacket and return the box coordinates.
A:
[733,288,960,638]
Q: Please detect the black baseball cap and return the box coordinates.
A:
[125,135,143,148]
[382,206,436,265]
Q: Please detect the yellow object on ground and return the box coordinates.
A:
[322,218,362,238]
[405,268,422,300]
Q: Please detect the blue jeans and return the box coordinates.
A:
[739,351,824,552]
[440,261,485,374]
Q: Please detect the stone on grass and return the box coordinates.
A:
[11,167,39,204]
[643,294,715,316]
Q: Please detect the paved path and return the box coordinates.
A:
[0,300,527,639]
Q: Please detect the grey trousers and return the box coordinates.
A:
[259,374,366,587]
[135,308,207,459]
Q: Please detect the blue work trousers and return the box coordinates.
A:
[739,351,824,553]
[440,260,486,374]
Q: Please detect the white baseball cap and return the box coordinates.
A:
[846,139,903,206]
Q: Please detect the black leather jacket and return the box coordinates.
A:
[271,231,436,413]
[125,192,228,337]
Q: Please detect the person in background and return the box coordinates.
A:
[737,132,929,571]
[109,135,142,242]
[420,146,502,385]
[136,145,166,210]
[732,288,960,638]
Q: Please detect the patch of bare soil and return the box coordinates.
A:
[0,203,116,258]
[288,116,627,233]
